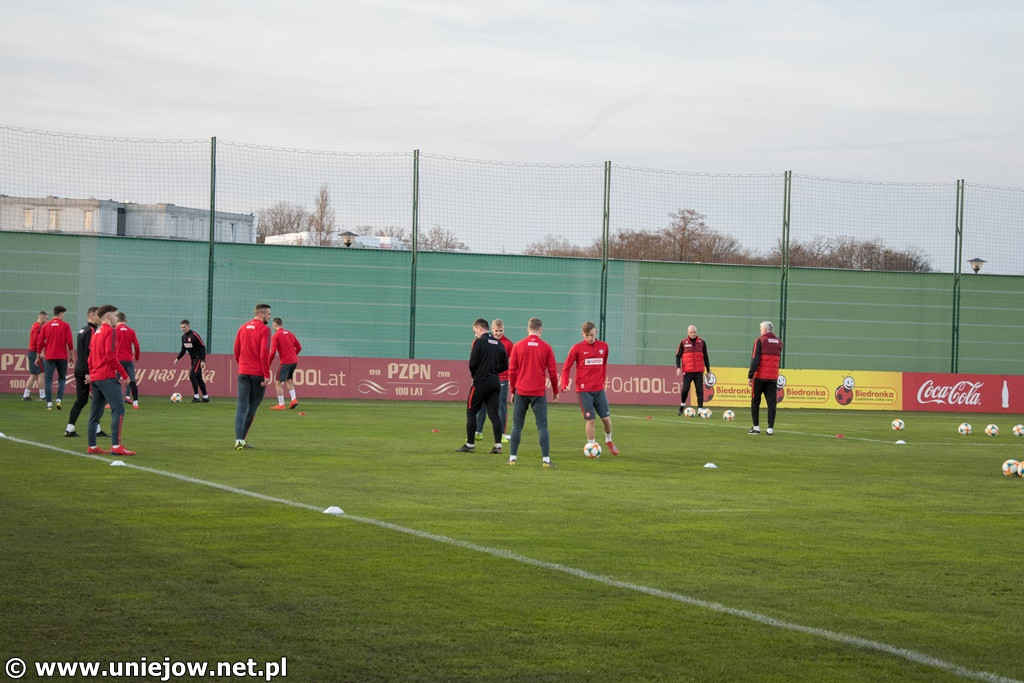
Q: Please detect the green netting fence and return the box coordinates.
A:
[2,126,1023,373]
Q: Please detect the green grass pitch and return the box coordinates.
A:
[1,395,1023,681]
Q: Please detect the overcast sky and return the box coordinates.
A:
[3,0,1023,186]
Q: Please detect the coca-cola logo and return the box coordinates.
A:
[916,380,984,406]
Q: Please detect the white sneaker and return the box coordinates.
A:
[766,428,774,435]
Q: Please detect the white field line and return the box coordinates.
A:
[617,413,1024,447]
[2,433,1020,683]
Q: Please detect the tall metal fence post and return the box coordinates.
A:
[409,149,419,359]
[951,179,965,372]
[600,161,611,336]
[778,170,792,366]
[207,136,216,351]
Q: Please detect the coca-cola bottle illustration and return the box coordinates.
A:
[1002,380,1010,409]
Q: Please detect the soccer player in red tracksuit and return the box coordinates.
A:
[234,304,272,450]
[39,305,74,410]
[748,320,783,435]
[269,317,303,410]
[87,305,134,456]
[115,312,142,408]
[559,321,619,456]
[23,310,48,400]
[675,324,711,415]
[507,317,560,468]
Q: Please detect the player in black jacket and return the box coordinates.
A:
[174,319,209,402]
[456,318,509,454]
[65,307,105,438]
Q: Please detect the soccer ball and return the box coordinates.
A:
[584,443,602,459]
[698,407,712,419]
[957,423,972,435]
[1013,424,1024,437]
[723,410,735,421]
[170,392,182,403]
[1002,459,1019,477]
[891,419,905,431]
[985,424,999,437]
[683,407,696,418]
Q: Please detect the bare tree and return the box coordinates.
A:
[525,212,752,264]
[420,225,469,252]
[257,202,309,244]
[608,228,671,261]
[307,184,336,247]
[878,245,932,272]
[777,235,932,272]
[524,235,597,257]
[518,209,932,272]
[371,225,411,242]
[662,209,710,262]
[660,209,755,263]
[689,229,750,264]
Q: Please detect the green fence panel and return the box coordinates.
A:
[0,232,208,352]
[5,232,1024,372]
[631,262,781,368]
[412,252,605,362]
[957,273,1024,374]
[785,268,952,371]
[210,242,411,358]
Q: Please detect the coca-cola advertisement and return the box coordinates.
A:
[902,372,1024,413]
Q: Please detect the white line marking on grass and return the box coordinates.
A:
[1,435,325,514]
[619,414,1022,448]
[3,433,1019,683]
[679,509,764,514]
[452,509,543,514]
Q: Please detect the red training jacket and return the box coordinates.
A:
[40,317,74,360]
[88,323,126,382]
[234,318,271,378]
[495,334,514,381]
[508,334,559,397]
[677,336,708,373]
[115,323,141,362]
[270,328,302,365]
[559,339,609,393]
[29,321,44,352]
[750,332,782,381]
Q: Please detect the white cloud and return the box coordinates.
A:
[1,0,1023,184]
